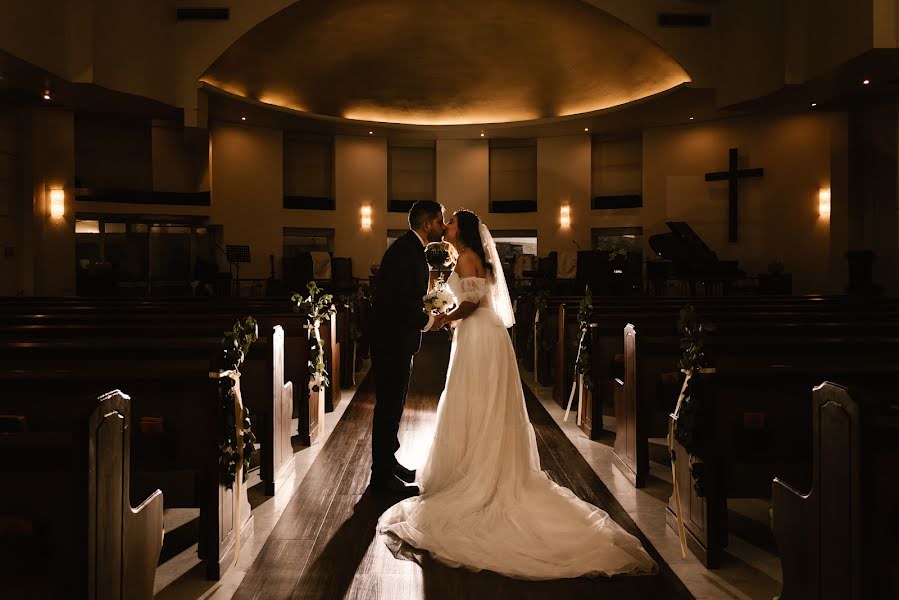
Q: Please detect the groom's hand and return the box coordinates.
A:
[429,314,447,331]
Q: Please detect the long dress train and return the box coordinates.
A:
[378,273,658,580]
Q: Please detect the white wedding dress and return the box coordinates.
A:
[378,272,658,580]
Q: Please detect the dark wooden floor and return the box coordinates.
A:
[234,334,690,600]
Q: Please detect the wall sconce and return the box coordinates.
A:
[818,187,831,217]
[49,188,65,220]
[559,205,571,228]
[360,204,372,229]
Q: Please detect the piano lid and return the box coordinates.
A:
[650,222,719,264]
[649,221,743,280]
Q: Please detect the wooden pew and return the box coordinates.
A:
[528,294,898,432]
[1,304,326,445]
[553,302,595,417]
[1,349,261,580]
[0,323,296,497]
[0,390,163,599]
[617,323,899,488]
[585,302,899,440]
[665,365,899,569]
[772,382,899,600]
[320,311,342,413]
[534,295,582,386]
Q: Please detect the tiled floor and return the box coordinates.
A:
[519,368,783,600]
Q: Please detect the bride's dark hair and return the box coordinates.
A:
[454,210,493,276]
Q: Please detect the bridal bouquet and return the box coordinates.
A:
[423,274,454,314]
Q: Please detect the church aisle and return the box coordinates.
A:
[234,335,689,599]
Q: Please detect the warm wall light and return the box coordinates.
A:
[818,187,831,217]
[560,205,571,228]
[49,188,65,220]
[360,204,372,229]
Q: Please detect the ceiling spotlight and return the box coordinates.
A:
[480,131,485,137]
[584,127,590,132]
[368,131,373,135]
[863,79,870,85]
[240,116,246,121]
[43,89,51,101]
[811,102,817,107]
[689,116,694,120]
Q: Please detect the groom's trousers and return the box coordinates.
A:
[370,348,414,480]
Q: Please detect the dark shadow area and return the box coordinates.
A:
[292,490,404,600]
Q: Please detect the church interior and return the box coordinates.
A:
[1,1,899,598]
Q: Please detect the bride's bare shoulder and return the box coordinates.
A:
[454,252,484,278]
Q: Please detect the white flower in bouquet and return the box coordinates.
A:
[423,275,454,314]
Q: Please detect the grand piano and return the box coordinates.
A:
[648,221,745,295]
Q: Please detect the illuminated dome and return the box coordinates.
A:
[201,0,691,126]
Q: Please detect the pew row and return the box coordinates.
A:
[664,367,899,569]
[772,382,899,600]
[0,347,273,579]
[0,390,163,599]
[2,305,342,441]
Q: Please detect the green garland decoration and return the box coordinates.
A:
[672,305,716,496]
[338,283,370,346]
[572,288,594,390]
[526,288,552,358]
[291,281,337,393]
[216,316,259,489]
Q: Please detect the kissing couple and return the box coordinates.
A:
[367,200,657,580]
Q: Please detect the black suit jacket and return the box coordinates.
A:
[370,231,430,356]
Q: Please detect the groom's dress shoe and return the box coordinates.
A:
[370,474,420,496]
[393,462,417,483]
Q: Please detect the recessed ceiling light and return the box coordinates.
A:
[480,131,485,137]
[43,89,51,100]
[811,102,817,107]
[863,79,870,85]
[584,127,589,132]
[240,116,246,121]
[368,131,373,135]
[689,116,694,120]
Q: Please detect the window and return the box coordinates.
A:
[489,140,536,212]
[284,135,334,209]
[388,143,435,212]
[74,216,215,295]
[591,135,642,209]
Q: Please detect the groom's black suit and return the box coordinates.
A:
[369,230,430,481]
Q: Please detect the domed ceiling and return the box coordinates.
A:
[201,0,691,126]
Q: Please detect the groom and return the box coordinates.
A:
[369,200,447,495]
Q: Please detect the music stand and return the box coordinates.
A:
[225,245,251,294]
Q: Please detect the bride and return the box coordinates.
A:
[377,210,658,580]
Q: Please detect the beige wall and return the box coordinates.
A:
[21,109,76,295]
[718,0,785,108]
[334,136,388,277]
[642,113,838,293]
[785,0,874,83]
[537,135,591,257]
[436,139,488,218]
[5,109,878,297]
[0,112,21,295]
[151,121,209,193]
[209,123,283,280]
[75,116,152,190]
[0,0,78,79]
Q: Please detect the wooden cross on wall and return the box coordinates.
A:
[704,148,764,242]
